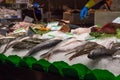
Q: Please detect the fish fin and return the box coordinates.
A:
[65,51,76,56]
[69,50,86,60]
[2,42,10,53]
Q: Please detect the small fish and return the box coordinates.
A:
[25,39,62,56]
[88,47,114,59]
[69,42,100,60]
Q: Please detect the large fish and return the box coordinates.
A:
[40,37,87,59]
[12,38,49,49]
[88,47,115,59]
[69,42,101,60]
[2,36,30,53]
[25,39,62,56]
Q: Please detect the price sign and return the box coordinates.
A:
[16,0,29,4]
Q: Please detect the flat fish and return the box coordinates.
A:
[25,39,62,56]
[69,42,100,60]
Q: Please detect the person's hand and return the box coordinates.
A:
[80,7,88,19]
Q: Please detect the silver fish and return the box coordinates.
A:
[25,39,62,56]
[88,47,114,59]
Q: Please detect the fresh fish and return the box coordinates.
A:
[12,41,37,49]
[88,47,114,59]
[40,37,87,59]
[69,42,100,60]
[54,40,86,52]
[12,38,49,49]
[23,38,49,44]
[0,37,15,45]
[25,39,62,56]
[2,36,30,53]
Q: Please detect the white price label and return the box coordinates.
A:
[24,16,34,23]
[112,17,120,24]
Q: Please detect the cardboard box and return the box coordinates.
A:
[95,11,120,26]
[63,11,94,26]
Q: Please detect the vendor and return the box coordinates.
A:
[80,0,112,19]
[33,2,42,22]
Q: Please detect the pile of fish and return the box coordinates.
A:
[0,34,120,61]
[1,21,120,61]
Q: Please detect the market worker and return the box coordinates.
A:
[33,2,42,21]
[80,0,112,19]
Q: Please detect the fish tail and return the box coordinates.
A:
[69,50,82,60]
[40,52,51,59]
[2,43,10,53]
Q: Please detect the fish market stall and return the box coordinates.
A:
[0,20,120,80]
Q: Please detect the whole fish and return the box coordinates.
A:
[69,42,101,60]
[88,47,115,59]
[25,39,62,56]
[2,36,30,53]
[12,38,49,49]
[40,37,87,59]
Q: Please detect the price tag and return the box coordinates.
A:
[24,16,34,23]
[112,17,120,24]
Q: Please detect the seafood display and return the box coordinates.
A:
[0,20,120,75]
